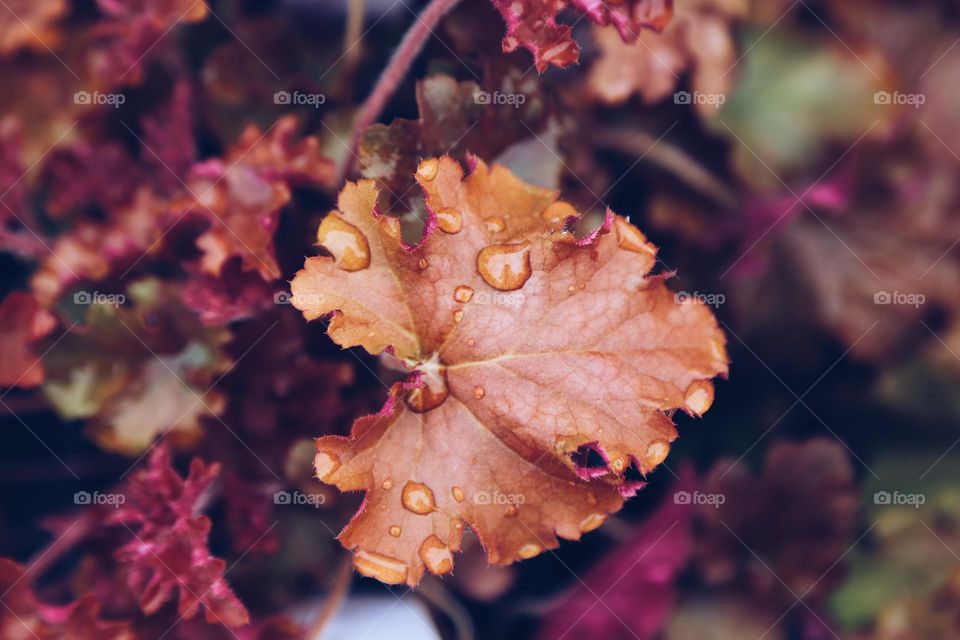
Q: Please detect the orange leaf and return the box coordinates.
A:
[291,156,727,585]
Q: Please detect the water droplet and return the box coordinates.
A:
[580,513,606,532]
[614,218,657,256]
[419,535,454,575]
[541,201,576,223]
[473,386,485,400]
[567,285,576,294]
[683,381,714,416]
[451,486,465,503]
[484,217,506,233]
[354,550,409,585]
[418,258,428,270]
[382,479,394,490]
[389,525,402,537]
[505,505,519,517]
[518,543,541,559]
[417,158,439,181]
[611,457,626,473]
[317,214,371,271]
[645,440,671,468]
[477,241,532,291]
[402,481,437,515]
[380,216,402,239]
[453,285,475,303]
[405,364,449,413]
[315,449,340,481]
[437,208,463,234]
[453,310,464,323]
[467,338,476,347]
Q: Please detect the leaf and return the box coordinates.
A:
[173,115,334,281]
[538,468,696,640]
[491,0,673,72]
[588,0,745,117]
[43,278,231,455]
[290,155,727,585]
[110,445,250,627]
[0,291,56,389]
[0,558,133,639]
[359,73,547,211]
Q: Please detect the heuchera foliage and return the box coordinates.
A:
[291,156,727,584]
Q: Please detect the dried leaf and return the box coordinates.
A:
[290,155,727,585]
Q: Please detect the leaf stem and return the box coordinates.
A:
[340,0,462,183]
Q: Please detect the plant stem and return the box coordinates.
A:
[340,0,462,183]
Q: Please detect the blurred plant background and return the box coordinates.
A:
[1,0,960,638]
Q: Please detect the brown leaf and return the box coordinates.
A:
[290,156,727,585]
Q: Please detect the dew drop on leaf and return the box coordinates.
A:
[419,535,454,575]
[579,513,607,532]
[683,380,714,416]
[354,549,409,585]
[437,208,463,233]
[477,241,532,291]
[316,214,371,271]
[484,216,506,233]
[541,201,576,223]
[401,481,437,515]
[315,449,340,481]
[417,158,439,181]
[453,285,475,303]
[645,440,670,468]
[518,543,542,559]
[389,525,402,537]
